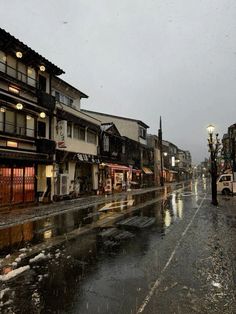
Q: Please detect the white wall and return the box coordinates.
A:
[82,111,140,142]
[65,137,98,155]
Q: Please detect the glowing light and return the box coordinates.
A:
[39,65,45,72]
[207,124,215,135]
[16,103,23,110]
[39,112,46,119]
[0,107,6,113]
[16,51,22,58]
[9,86,20,94]
[7,141,18,148]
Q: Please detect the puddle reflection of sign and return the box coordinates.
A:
[58,141,66,148]
[104,178,112,192]
[99,199,134,212]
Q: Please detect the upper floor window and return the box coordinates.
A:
[74,125,85,141]
[27,67,36,87]
[0,51,6,72]
[17,62,27,83]
[139,127,146,139]
[87,130,97,144]
[38,75,47,92]
[7,55,17,78]
[38,121,46,138]
[0,51,37,88]
[103,134,109,152]
[0,111,3,131]
[67,122,72,138]
[55,91,73,107]
[1,109,35,137]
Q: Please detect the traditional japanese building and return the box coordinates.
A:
[82,110,153,188]
[0,28,64,206]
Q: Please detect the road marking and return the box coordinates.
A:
[136,193,207,313]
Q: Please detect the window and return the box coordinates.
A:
[103,134,109,152]
[5,110,15,133]
[139,127,146,139]
[87,130,97,144]
[38,121,46,138]
[74,125,85,140]
[74,124,79,139]
[0,111,3,131]
[17,62,27,83]
[79,127,85,140]
[26,116,35,137]
[0,50,6,72]
[54,91,73,107]
[6,55,17,78]
[16,112,26,135]
[38,74,47,91]
[67,122,72,138]
[219,176,231,182]
[27,67,36,87]
[55,91,60,102]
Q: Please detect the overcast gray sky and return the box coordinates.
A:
[1,0,236,163]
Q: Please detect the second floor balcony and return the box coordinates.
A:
[0,60,38,89]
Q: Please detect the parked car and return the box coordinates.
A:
[217,173,236,195]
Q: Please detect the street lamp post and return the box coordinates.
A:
[207,124,221,206]
[158,116,164,187]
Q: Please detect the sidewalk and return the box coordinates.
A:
[0,182,187,229]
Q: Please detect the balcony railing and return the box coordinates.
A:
[0,60,38,88]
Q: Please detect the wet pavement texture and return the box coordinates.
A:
[0,178,235,314]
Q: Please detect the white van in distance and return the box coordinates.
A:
[217,173,236,195]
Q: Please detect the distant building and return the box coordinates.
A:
[82,110,154,188]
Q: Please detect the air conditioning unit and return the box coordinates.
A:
[57,174,69,195]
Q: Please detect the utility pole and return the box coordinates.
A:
[158,116,164,187]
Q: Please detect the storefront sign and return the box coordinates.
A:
[77,153,100,164]
[57,120,67,148]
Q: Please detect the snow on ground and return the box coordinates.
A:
[19,253,26,259]
[29,253,47,264]
[0,266,30,281]
[19,248,27,252]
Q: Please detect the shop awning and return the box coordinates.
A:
[106,163,130,171]
[142,167,153,174]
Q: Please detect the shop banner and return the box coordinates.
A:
[77,153,100,164]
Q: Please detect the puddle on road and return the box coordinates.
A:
[0,184,185,256]
[0,183,196,313]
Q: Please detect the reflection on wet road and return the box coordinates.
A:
[0,179,235,313]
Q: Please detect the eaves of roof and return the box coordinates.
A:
[0,27,64,76]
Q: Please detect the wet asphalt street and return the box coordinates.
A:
[0,178,235,314]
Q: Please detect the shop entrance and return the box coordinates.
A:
[75,163,93,194]
[0,166,35,206]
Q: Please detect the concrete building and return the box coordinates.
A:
[51,77,101,198]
